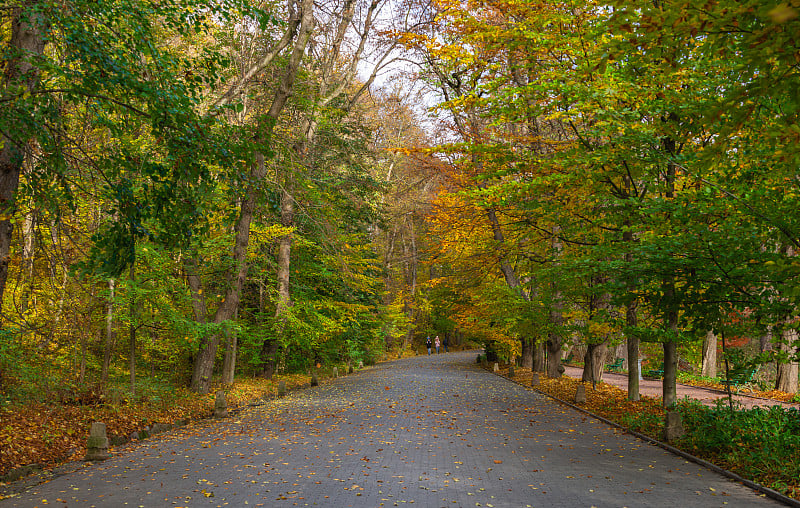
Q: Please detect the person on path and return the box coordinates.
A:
[435,336,441,354]
[442,335,448,353]
[426,336,432,355]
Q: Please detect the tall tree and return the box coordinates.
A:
[190,0,316,393]
[260,0,393,377]
[0,2,47,316]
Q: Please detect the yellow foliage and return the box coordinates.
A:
[490,334,522,359]
[587,320,618,338]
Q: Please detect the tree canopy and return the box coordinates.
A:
[1,0,799,406]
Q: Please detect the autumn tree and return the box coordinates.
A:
[188,0,316,393]
[0,0,260,394]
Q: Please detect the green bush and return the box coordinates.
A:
[0,328,66,405]
[618,407,664,435]
[677,399,800,493]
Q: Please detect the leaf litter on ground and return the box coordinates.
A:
[0,373,312,488]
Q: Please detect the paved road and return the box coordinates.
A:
[0,352,786,507]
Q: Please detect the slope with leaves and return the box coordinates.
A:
[0,373,318,483]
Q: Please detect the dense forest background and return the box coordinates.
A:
[1,0,799,411]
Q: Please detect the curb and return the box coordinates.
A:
[487,367,800,508]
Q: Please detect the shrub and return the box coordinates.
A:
[678,400,800,491]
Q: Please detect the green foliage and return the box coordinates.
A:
[0,327,101,405]
[678,399,800,491]
[5,0,280,280]
[675,370,720,386]
[0,328,49,403]
[0,0,406,419]
[616,405,664,436]
[409,0,800,395]
[721,347,752,372]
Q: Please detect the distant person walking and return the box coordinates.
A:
[435,336,441,354]
[442,335,448,353]
[426,336,432,355]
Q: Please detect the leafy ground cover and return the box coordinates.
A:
[568,363,799,403]
[0,373,313,484]
[493,365,800,501]
[674,371,800,403]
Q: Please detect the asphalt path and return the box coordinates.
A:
[0,351,786,507]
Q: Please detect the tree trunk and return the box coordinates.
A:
[760,326,773,352]
[404,216,418,294]
[533,341,546,373]
[262,178,295,378]
[546,226,563,378]
[191,153,266,392]
[184,255,209,383]
[41,263,68,349]
[221,309,237,385]
[78,329,87,384]
[776,328,799,394]
[101,278,116,384]
[129,261,136,395]
[0,3,47,318]
[22,209,35,273]
[20,205,35,313]
[221,329,237,385]
[662,283,679,407]
[398,218,418,356]
[582,342,607,387]
[486,207,523,291]
[582,279,611,387]
[546,332,563,378]
[521,338,533,370]
[184,257,208,323]
[262,0,381,373]
[623,228,640,401]
[626,333,640,401]
[661,135,679,408]
[701,330,717,378]
[274,183,295,318]
[260,339,280,379]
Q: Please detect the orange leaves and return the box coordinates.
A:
[393,31,433,50]
[756,389,796,402]
[489,363,665,432]
[0,375,315,480]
